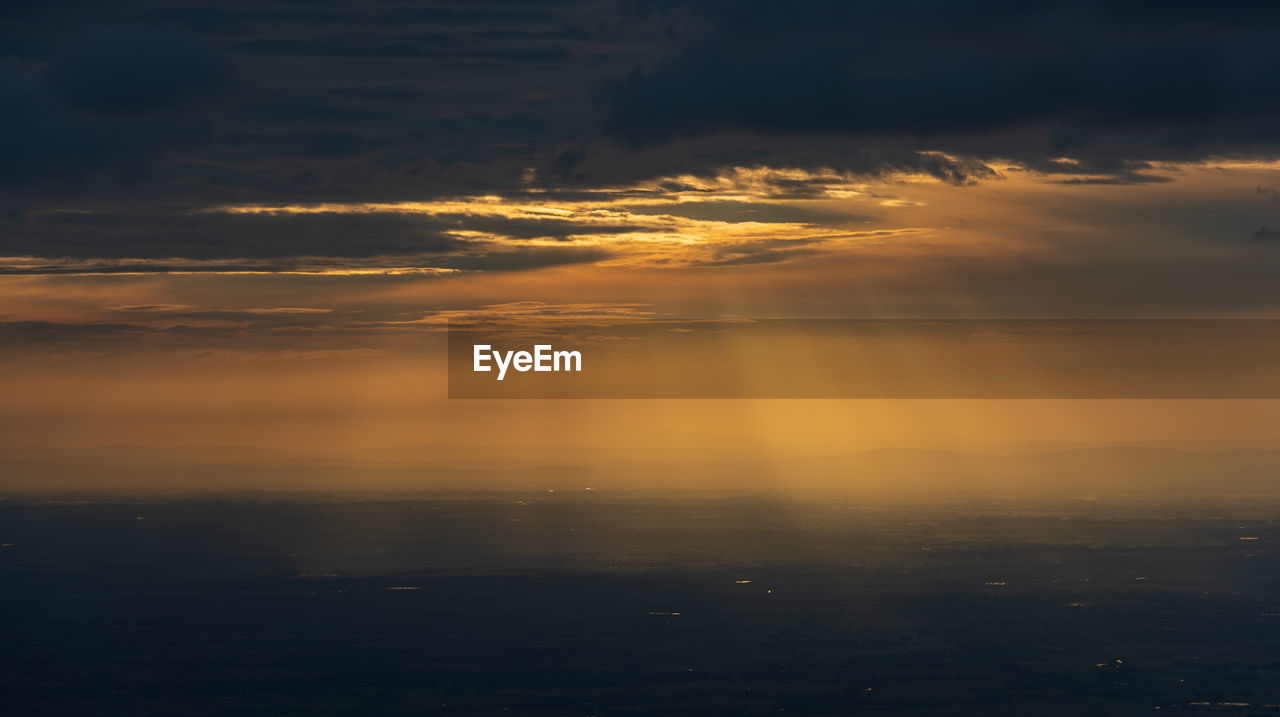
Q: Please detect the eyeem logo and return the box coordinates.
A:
[473,344,582,381]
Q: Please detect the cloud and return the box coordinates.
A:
[0,321,154,350]
[436,246,616,272]
[1,210,464,260]
[16,0,1270,204]
[600,1,1280,161]
[0,166,901,273]
[547,135,1002,187]
[0,25,232,191]
[105,304,196,313]
[48,25,231,113]
[1250,226,1280,243]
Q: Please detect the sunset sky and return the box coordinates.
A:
[5,2,1280,469]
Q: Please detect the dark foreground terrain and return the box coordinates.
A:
[2,493,1279,715]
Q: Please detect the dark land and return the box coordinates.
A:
[3,493,1280,715]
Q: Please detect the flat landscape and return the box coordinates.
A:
[3,494,1279,715]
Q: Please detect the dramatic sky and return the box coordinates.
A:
[4,1,1280,460]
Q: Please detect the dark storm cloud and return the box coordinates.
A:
[0,2,606,201]
[3,0,1024,204]
[0,250,614,275]
[7,0,1280,269]
[11,1,1280,202]
[0,207,649,262]
[48,25,231,113]
[602,1,1280,158]
[0,205,633,274]
[0,24,231,191]
[546,133,1004,187]
[1,211,462,259]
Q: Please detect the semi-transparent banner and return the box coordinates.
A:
[447,319,1280,398]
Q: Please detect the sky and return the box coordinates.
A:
[4,1,1280,470]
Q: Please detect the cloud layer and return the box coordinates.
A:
[603,2,1280,158]
[0,1,1277,297]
